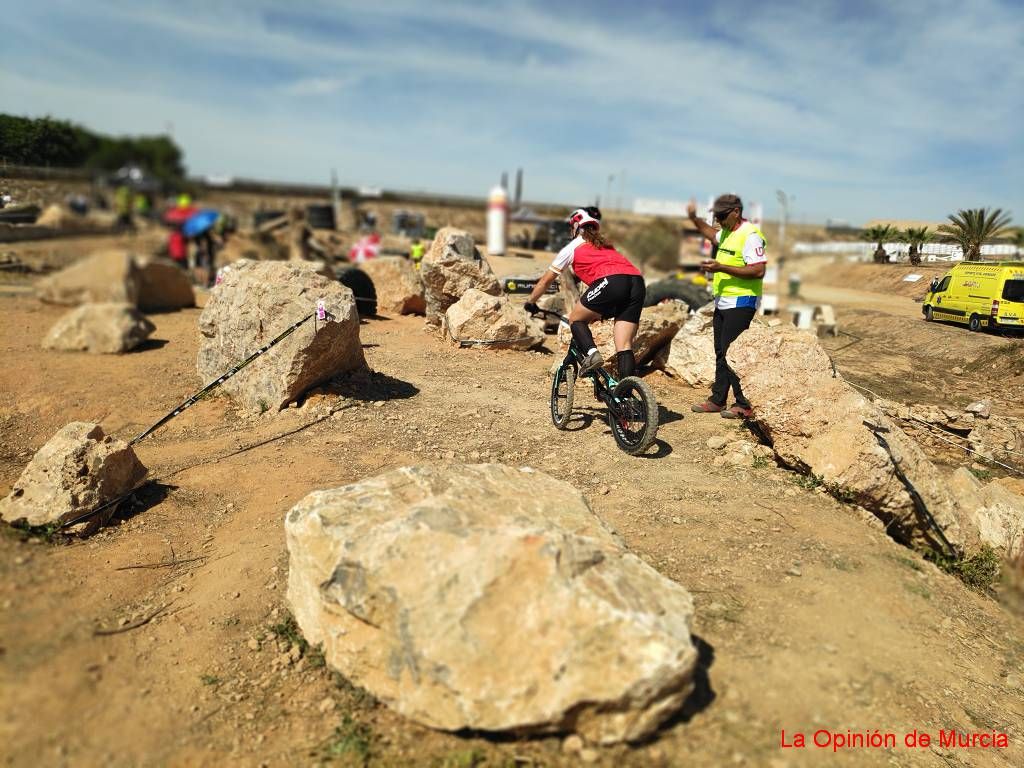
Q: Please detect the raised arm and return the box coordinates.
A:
[686,198,719,243]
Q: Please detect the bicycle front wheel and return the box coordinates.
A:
[607,376,659,455]
[550,364,576,429]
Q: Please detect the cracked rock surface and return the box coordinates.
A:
[286,463,697,744]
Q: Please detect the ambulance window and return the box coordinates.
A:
[935,276,951,293]
[1003,280,1024,302]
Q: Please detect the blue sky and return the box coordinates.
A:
[2,0,1022,224]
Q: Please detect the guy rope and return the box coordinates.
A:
[61,310,321,529]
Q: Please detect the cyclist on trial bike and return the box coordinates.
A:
[525,206,645,377]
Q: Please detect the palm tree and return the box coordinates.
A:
[903,226,934,266]
[937,208,1012,261]
[861,225,898,263]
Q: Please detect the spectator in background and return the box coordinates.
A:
[114,185,133,229]
[164,193,196,267]
[133,192,151,220]
[409,238,425,269]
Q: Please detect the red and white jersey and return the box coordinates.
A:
[549,236,641,286]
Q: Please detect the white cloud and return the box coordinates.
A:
[284,76,355,95]
[2,0,1021,222]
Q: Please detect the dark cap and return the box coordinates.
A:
[712,194,743,214]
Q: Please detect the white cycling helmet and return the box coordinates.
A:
[568,207,600,238]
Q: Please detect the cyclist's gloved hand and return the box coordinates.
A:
[523,301,539,315]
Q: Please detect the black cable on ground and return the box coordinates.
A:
[847,378,1024,473]
[130,313,315,445]
[60,402,351,531]
[865,422,957,560]
[60,312,322,529]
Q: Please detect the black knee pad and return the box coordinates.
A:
[616,350,636,377]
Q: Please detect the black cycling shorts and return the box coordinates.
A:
[579,274,646,323]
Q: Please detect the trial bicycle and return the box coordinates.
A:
[532,308,659,455]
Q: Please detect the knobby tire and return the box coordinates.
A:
[550,364,576,429]
[607,376,659,455]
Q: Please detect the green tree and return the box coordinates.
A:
[86,135,184,183]
[622,218,680,271]
[0,114,95,166]
[0,113,185,183]
[937,208,1013,261]
[902,226,934,266]
[861,225,898,263]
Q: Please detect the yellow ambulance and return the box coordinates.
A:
[922,261,1024,331]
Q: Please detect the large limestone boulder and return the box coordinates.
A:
[35,250,195,312]
[557,301,688,376]
[36,249,140,306]
[286,464,697,744]
[358,256,426,315]
[421,227,501,326]
[0,422,147,527]
[727,323,972,553]
[198,260,364,412]
[444,289,544,350]
[949,468,1024,559]
[666,307,716,386]
[36,204,72,228]
[134,255,195,311]
[42,303,156,354]
[968,415,1024,463]
[35,204,100,232]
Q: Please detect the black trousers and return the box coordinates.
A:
[711,306,756,407]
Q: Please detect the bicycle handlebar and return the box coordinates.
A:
[529,307,569,324]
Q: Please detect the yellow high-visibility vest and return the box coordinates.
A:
[713,221,766,298]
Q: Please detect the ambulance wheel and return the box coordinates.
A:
[924,306,934,322]
[968,314,982,332]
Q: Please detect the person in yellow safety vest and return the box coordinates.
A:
[409,238,425,269]
[114,184,133,229]
[686,194,767,419]
[133,192,150,219]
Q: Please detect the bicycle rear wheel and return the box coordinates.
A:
[607,376,658,454]
[550,364,576,429]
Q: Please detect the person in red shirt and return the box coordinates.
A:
[525,207,645,376]
[163,194,197,266]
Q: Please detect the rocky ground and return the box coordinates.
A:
[1,247,1023,767]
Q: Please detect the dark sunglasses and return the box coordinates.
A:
[713,208,735,223]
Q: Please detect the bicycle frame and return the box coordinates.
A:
[562,342,618,399]
[535,307,659,454]
[538,308,625,415]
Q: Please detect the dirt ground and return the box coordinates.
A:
[794,259,1024,420]
[2,245,1024,767]
[799,259,950,301]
